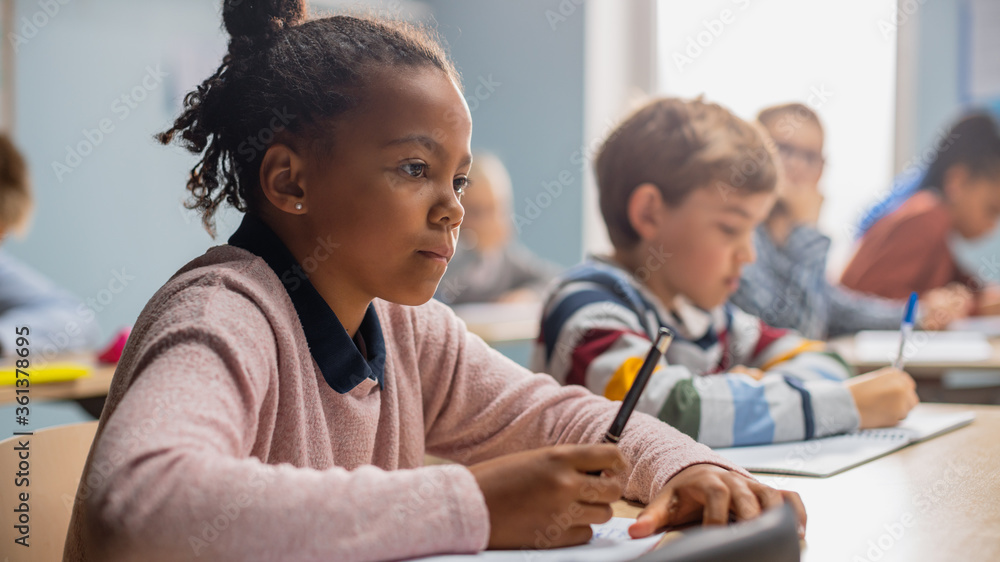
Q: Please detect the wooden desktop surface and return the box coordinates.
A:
[614,403,1000,562]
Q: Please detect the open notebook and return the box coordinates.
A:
[411,517,663,561]
[712,408,975,477]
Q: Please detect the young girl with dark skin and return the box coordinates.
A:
[64,2,804,559]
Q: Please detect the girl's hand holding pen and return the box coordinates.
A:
[469,444,626,549]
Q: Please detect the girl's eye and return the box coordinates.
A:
[719,224,739,236]
[454,176,469,195]
[401,162,426,178]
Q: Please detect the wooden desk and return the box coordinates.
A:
[0,358,116,405]
[615,403,1000,562]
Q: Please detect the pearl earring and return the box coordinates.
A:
[294,202,303,211]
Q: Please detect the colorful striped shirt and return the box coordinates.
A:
[530,256,861,448]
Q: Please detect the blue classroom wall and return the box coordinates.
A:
[7,0,233,350]
[6,0,587,348]
[421,0,587,270]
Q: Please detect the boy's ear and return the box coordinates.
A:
[259,143,307,214]
[942,164,971,200]
[627,183,665,242]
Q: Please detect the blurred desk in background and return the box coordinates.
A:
[453,301,542,369]
[0,355,114,418]
[453,301,542,344]
[829,333,1000,404]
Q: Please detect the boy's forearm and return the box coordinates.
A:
[827,284,907,337]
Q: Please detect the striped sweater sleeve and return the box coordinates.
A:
[729,306,861,443]
[531,286,861,448]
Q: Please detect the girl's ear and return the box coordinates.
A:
[259,143,307,214]
[627,183,665,242]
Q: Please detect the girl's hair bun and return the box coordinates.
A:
[222,0,306,43]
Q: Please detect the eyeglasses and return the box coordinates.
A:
[775,142,824,169]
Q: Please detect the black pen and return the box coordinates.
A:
[588,326,675,475]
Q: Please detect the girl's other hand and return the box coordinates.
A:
[629,464,807,539]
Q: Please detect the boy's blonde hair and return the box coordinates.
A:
[595,97,777,249]
[0,132,31,236]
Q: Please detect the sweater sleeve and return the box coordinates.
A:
[418,300,751,506]
[826,284,905,337]
[532,290,860,448]
[72,288,488,562]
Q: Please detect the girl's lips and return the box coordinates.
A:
[418,250,450,264]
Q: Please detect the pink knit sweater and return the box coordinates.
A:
[64,245,746,561]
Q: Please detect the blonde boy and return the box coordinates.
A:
[532,98,918,447]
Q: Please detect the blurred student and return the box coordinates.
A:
[533,97,919,448]
[841,112,1000,306]
[0,132,99,356]
[730,103,968,339]
[435,151,559,305]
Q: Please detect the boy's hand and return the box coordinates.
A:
[629,464,806,538]
[845,367,919,428]
[469,444,626,549]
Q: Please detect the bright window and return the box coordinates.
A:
[657,0,898,273]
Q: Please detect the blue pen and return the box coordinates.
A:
[893,292,919,370]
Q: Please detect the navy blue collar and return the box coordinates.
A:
[228,214,385,393]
